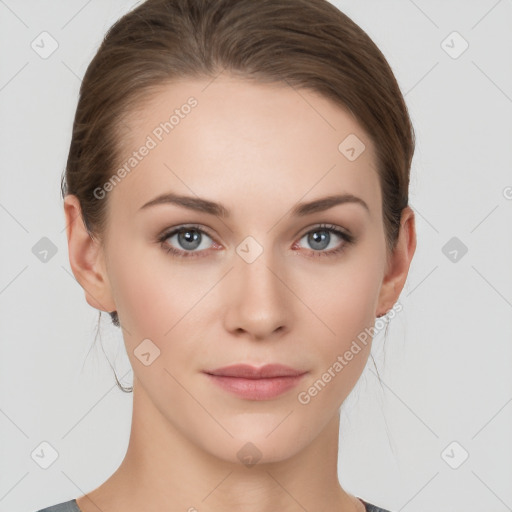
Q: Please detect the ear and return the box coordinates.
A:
[63,194,116,314]
[376,206,417,316]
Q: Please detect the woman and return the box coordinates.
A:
[36,0,416,510]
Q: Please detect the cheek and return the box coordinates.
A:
[107,240,195,344]
[299,248,383,394]
[108,246,205,407]
[106,239,222,388]
[308,254,382,341]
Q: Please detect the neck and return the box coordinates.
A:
[77,378,363,512]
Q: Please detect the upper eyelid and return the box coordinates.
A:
[161,224,215,241]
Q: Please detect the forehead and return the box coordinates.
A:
[109,74,381,220]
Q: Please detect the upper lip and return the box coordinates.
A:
[204,364,307,379]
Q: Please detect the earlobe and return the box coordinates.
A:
[63,195,116,314]
[376,206,417,316]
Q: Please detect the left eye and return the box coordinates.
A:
[292,224,355,258]
[296,227,347,252]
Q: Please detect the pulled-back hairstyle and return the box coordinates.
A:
[63,0,415,390]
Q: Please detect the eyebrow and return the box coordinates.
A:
[139,192,370,217]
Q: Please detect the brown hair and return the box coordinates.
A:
[63,0,415,391]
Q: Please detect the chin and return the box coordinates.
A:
[198,422,312,467]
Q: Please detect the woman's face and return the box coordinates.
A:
[92,74,397,463]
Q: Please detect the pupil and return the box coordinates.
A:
[180,229,200,249]
[310,230,329,250]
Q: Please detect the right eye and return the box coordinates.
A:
[158,224,219,258]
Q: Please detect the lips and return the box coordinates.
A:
[204,363,306,379]
[203,364,308,400]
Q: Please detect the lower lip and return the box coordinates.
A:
[204,373,307,400]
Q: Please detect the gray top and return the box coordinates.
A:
[35,497,393,511]
[35,500,80,512]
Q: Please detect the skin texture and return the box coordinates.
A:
[64,74,416,512]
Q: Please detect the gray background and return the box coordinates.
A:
[1,1,511,511]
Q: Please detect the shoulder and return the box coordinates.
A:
[34,499,81,512]
[359,497,394,512]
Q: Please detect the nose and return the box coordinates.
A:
[222,245,293,341]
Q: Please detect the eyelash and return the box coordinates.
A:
[157,223,355,259]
